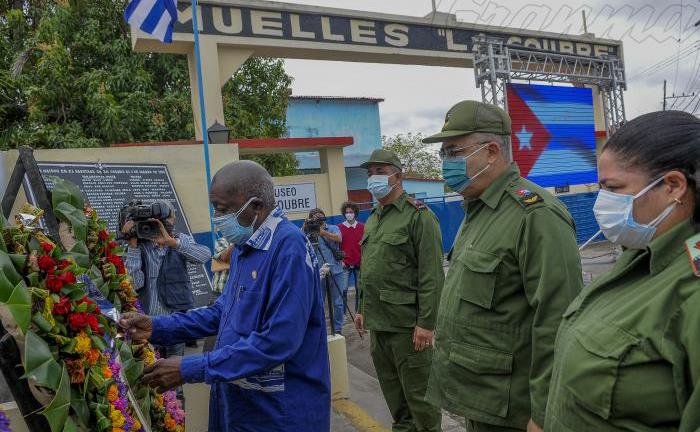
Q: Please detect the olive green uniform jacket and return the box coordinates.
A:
[359,192,444,332]
[426,164,583,428]
[545,219,700,431]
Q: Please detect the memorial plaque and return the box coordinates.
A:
[23,162,213,307]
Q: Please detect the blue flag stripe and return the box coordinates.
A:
[124,0,176,44]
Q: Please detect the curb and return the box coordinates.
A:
[332,399,391,432]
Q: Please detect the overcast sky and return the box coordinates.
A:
[280,0,700,137]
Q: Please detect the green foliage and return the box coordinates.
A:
[0,1,297,178]
[382,132,442,179]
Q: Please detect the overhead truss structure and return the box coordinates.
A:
[473,36,627,134]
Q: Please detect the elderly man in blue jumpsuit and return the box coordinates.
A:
[120,160,331,431]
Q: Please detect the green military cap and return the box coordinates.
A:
[422,100,512,144]
[360,149,403,170]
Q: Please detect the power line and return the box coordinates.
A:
[629,43,700,81]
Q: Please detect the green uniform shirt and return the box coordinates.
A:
[545,219,700,431]
[360,192,444,333]
[426,164,583,428]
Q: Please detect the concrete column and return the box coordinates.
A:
[187,40,252,140]
[320,147,349,215]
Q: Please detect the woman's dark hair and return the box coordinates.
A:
[308,208,325,218]
[340,201,360,216]
[602,110,700,226]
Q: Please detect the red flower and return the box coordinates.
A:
[107,254,126,274]
[58,260,71,270]
[77,296,101,315]
[52,297,72,316]
[46,274,63,293]
[37,255,56,272]
[87,314,100,334]
[107,241,118,251]
[98,230,109,241]
[59,271,76,285]
[68,312,89,332]
[41,242,54,253]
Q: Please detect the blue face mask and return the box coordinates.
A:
[212,197,258,245]
[442,144,490,193]
[367,173,397,200]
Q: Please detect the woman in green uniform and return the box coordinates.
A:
[545,111,700,431]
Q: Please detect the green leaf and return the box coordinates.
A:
[70,387,90,427]
[22,330,62,390]
[9,254,27,271]
[66,241,90,268]
[60,338,76,355]
[27,272,40,287]
[3,281,31,333]
[89,335,107,352]
[51,178,85,212]
[0,271,15,304]
[0,250,22,288]
[63,416,79,432]
[63,285,87,301]
[40,365,71,432]
[32,311,54,333]
[123,358,143,388]
[54,202,87,242]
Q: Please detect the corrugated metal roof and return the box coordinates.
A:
[289,95,385,103]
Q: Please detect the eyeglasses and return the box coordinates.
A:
[438,141,492,160]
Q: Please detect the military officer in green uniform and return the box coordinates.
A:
[355,149,445,432]
[546,111,700,431]
[422,101,583,432]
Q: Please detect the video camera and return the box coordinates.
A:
[304,215,326,244]
[118,200,172,240]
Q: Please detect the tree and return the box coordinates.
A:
[0,0,298,176]
[382,132,442,179]
[225,58,298,176]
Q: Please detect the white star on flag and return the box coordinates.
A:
[517,126,533,151]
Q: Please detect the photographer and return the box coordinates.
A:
[303,208,347,335]
[121,200,211,402]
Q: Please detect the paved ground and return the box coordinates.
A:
[0,242,617,432]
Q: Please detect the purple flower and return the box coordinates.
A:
[0,410,12,432]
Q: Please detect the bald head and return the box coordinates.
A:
[211,160,276,209]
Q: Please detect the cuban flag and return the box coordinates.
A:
[507,83,597,187]
[124,0,178,43]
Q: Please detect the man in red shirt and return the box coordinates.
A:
[337,201,364,312]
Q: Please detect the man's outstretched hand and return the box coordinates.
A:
[142,357,184,392]
[119,312,153,343]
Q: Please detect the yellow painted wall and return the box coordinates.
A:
[1,144,349,231]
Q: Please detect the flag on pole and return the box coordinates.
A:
[124,0,178,43]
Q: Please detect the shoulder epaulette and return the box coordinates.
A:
[406,196,427,211]
[507,185,544,208]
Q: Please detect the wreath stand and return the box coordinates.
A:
[0,146,57,431]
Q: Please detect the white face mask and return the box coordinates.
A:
[345,213,356,222]
[591,176,676,250]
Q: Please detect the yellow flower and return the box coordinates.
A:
[102,366,113,380]
[110,407,125,428]
[132,419,142,431]
[164,413,176,430]
[75,332,92,355]
[119,279,132,290]
[107,384,119,402]
[112,429,125,432]
[143,349,156,366]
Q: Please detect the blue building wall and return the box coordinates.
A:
[403,179,445,200]
[286,97,383,169]
[280,191,601,252]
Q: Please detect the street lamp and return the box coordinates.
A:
[207,120,231,144]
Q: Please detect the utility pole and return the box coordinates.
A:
[431,0,437,13]
[663,79,667,111]
[582,10,588,34]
